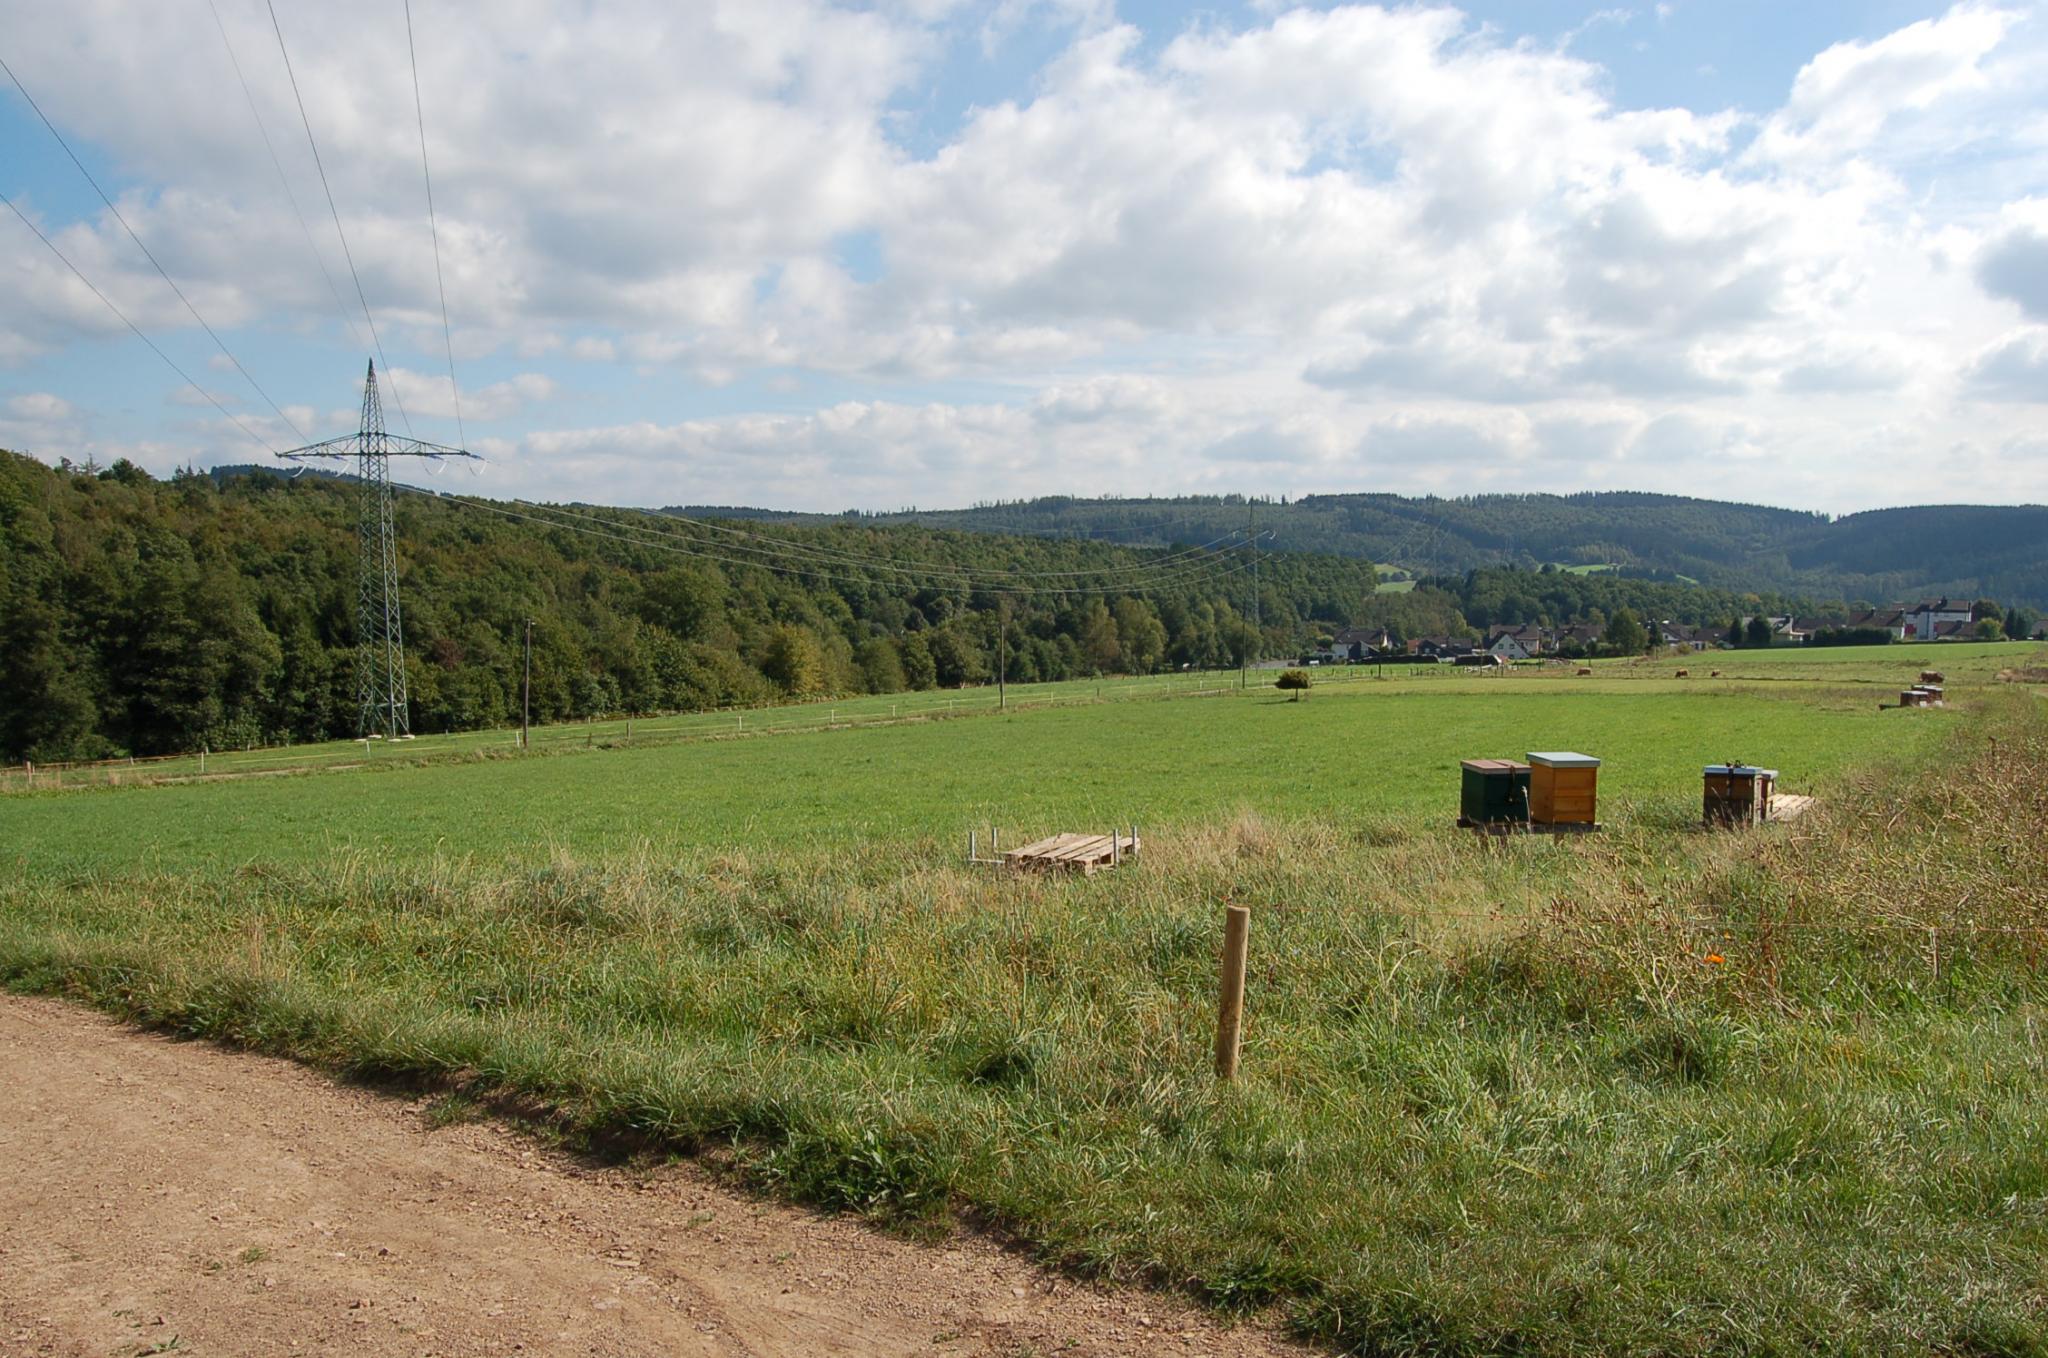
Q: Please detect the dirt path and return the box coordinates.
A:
[0,997,1311,1358]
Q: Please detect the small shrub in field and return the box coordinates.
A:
[1274,668,1311,699]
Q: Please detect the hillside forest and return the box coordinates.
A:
[0,451,1981,764]
[705,489,2048,608]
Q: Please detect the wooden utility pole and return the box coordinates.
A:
[1215,905,1250,1080]
[522,618,532,751]
[998,598,1008,711]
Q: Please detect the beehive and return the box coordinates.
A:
[1703,764,1776,827]
[1526,751,1600,825]
[1459,759,1529,826]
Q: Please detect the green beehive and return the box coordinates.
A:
[1460,759,1530,826]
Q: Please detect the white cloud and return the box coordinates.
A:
[1749,4,2015,165]
[8,392,74,421]
[1962,328,2048,401]
[1978,214,2048,320]
[383,368,557,423]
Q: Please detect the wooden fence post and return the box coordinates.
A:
[1215,905,1251,1081]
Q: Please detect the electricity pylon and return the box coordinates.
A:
[278,360,475,740]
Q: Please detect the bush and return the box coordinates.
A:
[1275,668,1311,700]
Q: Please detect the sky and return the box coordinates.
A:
[0,0,2044,515]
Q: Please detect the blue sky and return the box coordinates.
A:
[2,1,2044,512]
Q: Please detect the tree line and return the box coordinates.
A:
[13,451,2026,765]
[0,452,1370,762]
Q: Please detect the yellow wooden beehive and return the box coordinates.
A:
[1527,751,1600,825]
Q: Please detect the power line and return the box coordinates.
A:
[207,0,368,356]
[0,51,307,442]
[520,496,1244,584]
[535,499,1253,595]
[403,0,464,450]
[543,498,1252,587]
[425,490,1256,598]
[264,0,417,437]
[644,506,1249,582]
[0,189,277,455]
[894,504,1234,543]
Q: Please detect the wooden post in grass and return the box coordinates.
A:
[1215,905,1250,1081]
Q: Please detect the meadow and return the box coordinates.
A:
[2,666,1955,873]
[4,644,2046,1355]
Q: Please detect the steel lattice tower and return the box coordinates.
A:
[279,360,475,739]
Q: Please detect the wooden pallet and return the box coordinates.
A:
[1004,832,1141,874]
[1768,794,1816,823]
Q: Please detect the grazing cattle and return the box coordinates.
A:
[1675,669,1689,678]
[1710,669,1721,678]
[1576,667,1593,676]
[1920,670,1945,684]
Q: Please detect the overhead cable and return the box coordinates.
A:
[607,502,1249,581]
[403,0,465,449]
[526,498,1252,587]
[206,0,369,356]
[0,189,278,454]
[426,490,1255,598]
[264,0,417,436]
[516,499,1252,594]
[0,51,307,442]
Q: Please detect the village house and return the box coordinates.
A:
[1833,599,1995,642]
[1902,598,1981,640]
[1331,626,1392,661]
[1485,624,1548,659]
[1657,621,1724,651]
[1411,636,1479,660]
[1847,607,1910,639]
[1551,623,1603,655]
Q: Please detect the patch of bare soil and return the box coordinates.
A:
[0,996,1312,1358]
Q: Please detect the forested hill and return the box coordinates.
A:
[1,451,1370,762]
[672,491,2048,607]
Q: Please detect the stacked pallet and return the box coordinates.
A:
[1003,832,1141,874]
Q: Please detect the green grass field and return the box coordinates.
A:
[5,645,2046,1355]
[3,673,1957,874]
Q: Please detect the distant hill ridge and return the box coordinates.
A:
[661,491,2048,608]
